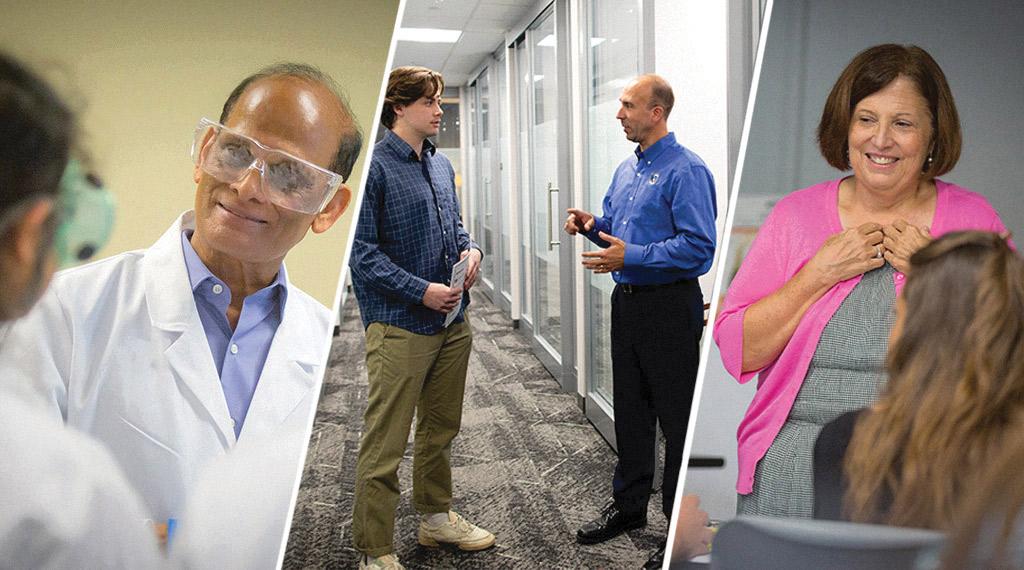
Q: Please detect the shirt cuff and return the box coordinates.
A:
[582,227,609,248]
[407,276,431,305]
[623,243,644,267]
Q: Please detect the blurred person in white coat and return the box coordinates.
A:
[0,52,164,568]
[0,62,360,532]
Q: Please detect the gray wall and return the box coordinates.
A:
[686,0,1024,520]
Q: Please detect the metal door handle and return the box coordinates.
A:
[547,182,560,250]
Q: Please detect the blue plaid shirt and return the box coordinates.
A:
[583,132,717,284]
[350,130,478,334]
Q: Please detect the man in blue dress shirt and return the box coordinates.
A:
[349,66,494,570]
[565,74,717,569]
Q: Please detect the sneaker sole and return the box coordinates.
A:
[418,532,496,551]
[575,518,647,545]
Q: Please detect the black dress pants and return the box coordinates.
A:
[609,278,703,518]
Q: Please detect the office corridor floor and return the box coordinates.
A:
[284,290,666,569]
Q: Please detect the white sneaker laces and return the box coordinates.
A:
[452,512,473,533]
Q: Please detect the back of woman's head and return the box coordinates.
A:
[894,232,1024,414]
[0,52,74,218]
[845,231,1024,528]
[942,438,1024,569]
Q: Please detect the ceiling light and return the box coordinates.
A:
[537,34,556,47]
[397,27,462,43]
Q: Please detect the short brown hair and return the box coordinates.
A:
[381,66,444,129]
[817,44,961,178]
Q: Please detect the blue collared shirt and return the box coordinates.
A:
[349,130,478,335]
[181,231,286,438]
[584,132,717,284]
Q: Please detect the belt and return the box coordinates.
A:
[618,278,694,294]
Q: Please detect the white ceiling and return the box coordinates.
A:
[393,0,538,86]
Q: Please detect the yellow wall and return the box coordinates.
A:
[0,0,398,307]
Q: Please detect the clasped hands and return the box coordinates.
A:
[811,219,931,284]
[564,207,626,274]
[422,249,482,313]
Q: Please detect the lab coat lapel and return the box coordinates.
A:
[240,282,322,440]
[142,211,235,446]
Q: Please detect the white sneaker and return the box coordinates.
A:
[358,553,405,570]
[417,510,496,551]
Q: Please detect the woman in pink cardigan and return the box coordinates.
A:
[714,44,1010,517]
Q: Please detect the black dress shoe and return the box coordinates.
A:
[576,500,647,545]
[642,540,666,569]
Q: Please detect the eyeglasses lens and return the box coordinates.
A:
[195,126,333,214]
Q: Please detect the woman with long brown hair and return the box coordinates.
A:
[813,231,1024,528]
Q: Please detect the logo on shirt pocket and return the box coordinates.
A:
[648,172,660,185]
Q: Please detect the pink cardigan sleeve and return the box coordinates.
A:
[713,202,795,384]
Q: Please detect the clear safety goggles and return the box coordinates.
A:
[190,117,343,215]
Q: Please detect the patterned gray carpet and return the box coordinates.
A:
[283,290,666,569]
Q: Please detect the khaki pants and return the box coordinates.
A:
[351,320,472,557]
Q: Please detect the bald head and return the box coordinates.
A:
[631,74,675,120]
[220,63,363,181]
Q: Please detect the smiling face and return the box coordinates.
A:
[191,76,350,271]
[395,90,443,141]
[848,76,934,195]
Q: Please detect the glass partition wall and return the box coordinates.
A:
[463,0,645,439]
[528,7,564,375]
[581,0,643,446]
[496,54,513,308]
[515,37,534,329]
[469,61,512,312]
[472,72,495,298]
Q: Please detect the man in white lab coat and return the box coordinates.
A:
[0,63,360,532]
[0,52,164,568]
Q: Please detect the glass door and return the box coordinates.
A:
[495,57,513,311]
[514,37,533,330]
[474,61,511,311]
[474,73,496,298]
[509,2,574,392]
[582,0,642,447]
[528,7,563,377]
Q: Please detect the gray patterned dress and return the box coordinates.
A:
[737,263,896,517]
